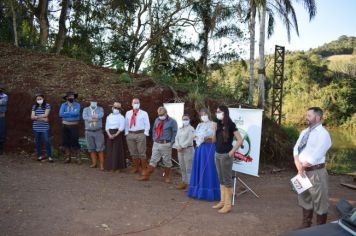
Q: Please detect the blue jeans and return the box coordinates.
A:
[34,131,52,157]
[0,116,6,143]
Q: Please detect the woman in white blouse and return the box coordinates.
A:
[105,102,126,171]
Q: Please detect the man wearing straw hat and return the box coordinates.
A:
[59,91,81,163]
[82,98,105,170]
[0,84,8,155]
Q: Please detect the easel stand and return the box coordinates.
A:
[232,171,259,206]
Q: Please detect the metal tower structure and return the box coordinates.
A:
[271,45,285,126]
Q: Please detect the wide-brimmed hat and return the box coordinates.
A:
[63,91,78,100]
[34,92,45,98]
[110,102,122,109]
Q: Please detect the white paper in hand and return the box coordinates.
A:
[290,174,313,194]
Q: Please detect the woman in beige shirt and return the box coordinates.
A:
[174,114,195,191]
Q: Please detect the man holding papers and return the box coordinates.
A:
[293,107,332,228]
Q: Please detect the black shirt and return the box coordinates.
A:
[215,120,238,154]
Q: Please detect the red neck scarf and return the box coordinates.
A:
[130,109,139,128]
[155,115,168,140]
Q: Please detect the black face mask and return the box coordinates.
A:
[68,98,74,103]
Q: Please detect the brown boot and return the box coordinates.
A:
[89,152,97,168]
[140,159,148,173]
[176,182,188,190]
[316,214,327,225]
[164,167,171,183]
[299,208,313,228]
[64,148,71,163]
[131,158,140,174]
[98,152,105,171]
[137,165,155,181]
[218,187,232,214]
[213,185,225,209]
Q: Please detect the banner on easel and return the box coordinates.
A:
[229,108,263,177]
[163,103,184,128]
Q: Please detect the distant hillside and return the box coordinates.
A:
[311,35,356,57]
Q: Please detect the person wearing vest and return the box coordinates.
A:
[59,91,81,164]
[213,105,243,214]
[137,106,177,183]
[31,93,53,162]
[82,99,105,170]
[0,84,8,155]
[124,98,150,175]
[293,107,332,228]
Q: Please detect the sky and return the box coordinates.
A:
[262,0,356,55]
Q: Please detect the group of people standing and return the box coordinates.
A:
[28,90,245,214]
[0,84,333,222]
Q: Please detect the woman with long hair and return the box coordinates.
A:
[187,108,220,201]
[213,105,243,213]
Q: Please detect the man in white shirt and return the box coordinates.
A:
[125,98,150,175]
[293,107,332,228]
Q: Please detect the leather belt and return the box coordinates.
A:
[85,129,102,132]
[62,120,79,125]
[155,140,171,144]
[204,138,213,143]
[129,130,144,134]
[305,163,325,172]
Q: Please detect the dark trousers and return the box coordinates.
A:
[0,117,6,153]
[34,130,52,157]
[61,124,80,150]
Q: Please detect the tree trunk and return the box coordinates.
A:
[54,0,71,54]
[248,3,256,105]
[257,3,266,109]
[10,0,18,47]
[37,0,49,47]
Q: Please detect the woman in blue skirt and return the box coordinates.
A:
[187,108,220,201]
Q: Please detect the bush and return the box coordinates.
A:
[281,124,300,143]
[115,72,132,84]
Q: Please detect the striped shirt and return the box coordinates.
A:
[32,103,51,132]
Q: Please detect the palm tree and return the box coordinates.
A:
[247,0,317,108]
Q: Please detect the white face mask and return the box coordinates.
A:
[112,108,120,114]
[182,120,190,126]
[201,115,209,122]
[159,115,166,120]
[90,101,97,109]
[37,99,44,105]
[133,103,140,110]
[216,112,224,120]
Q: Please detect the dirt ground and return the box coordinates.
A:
[0,154,355,236]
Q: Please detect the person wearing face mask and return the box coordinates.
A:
[293,107,332,228]
[137,106,177,183]
[213,105,243,214]
[31,93,53,162]
[0,84,8,155]
[174,114,195,191]
[59,91,81,164]
[82,99,105,169]
[105,102,126,172]
[125,98,150,175]
[187,108,220,201]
